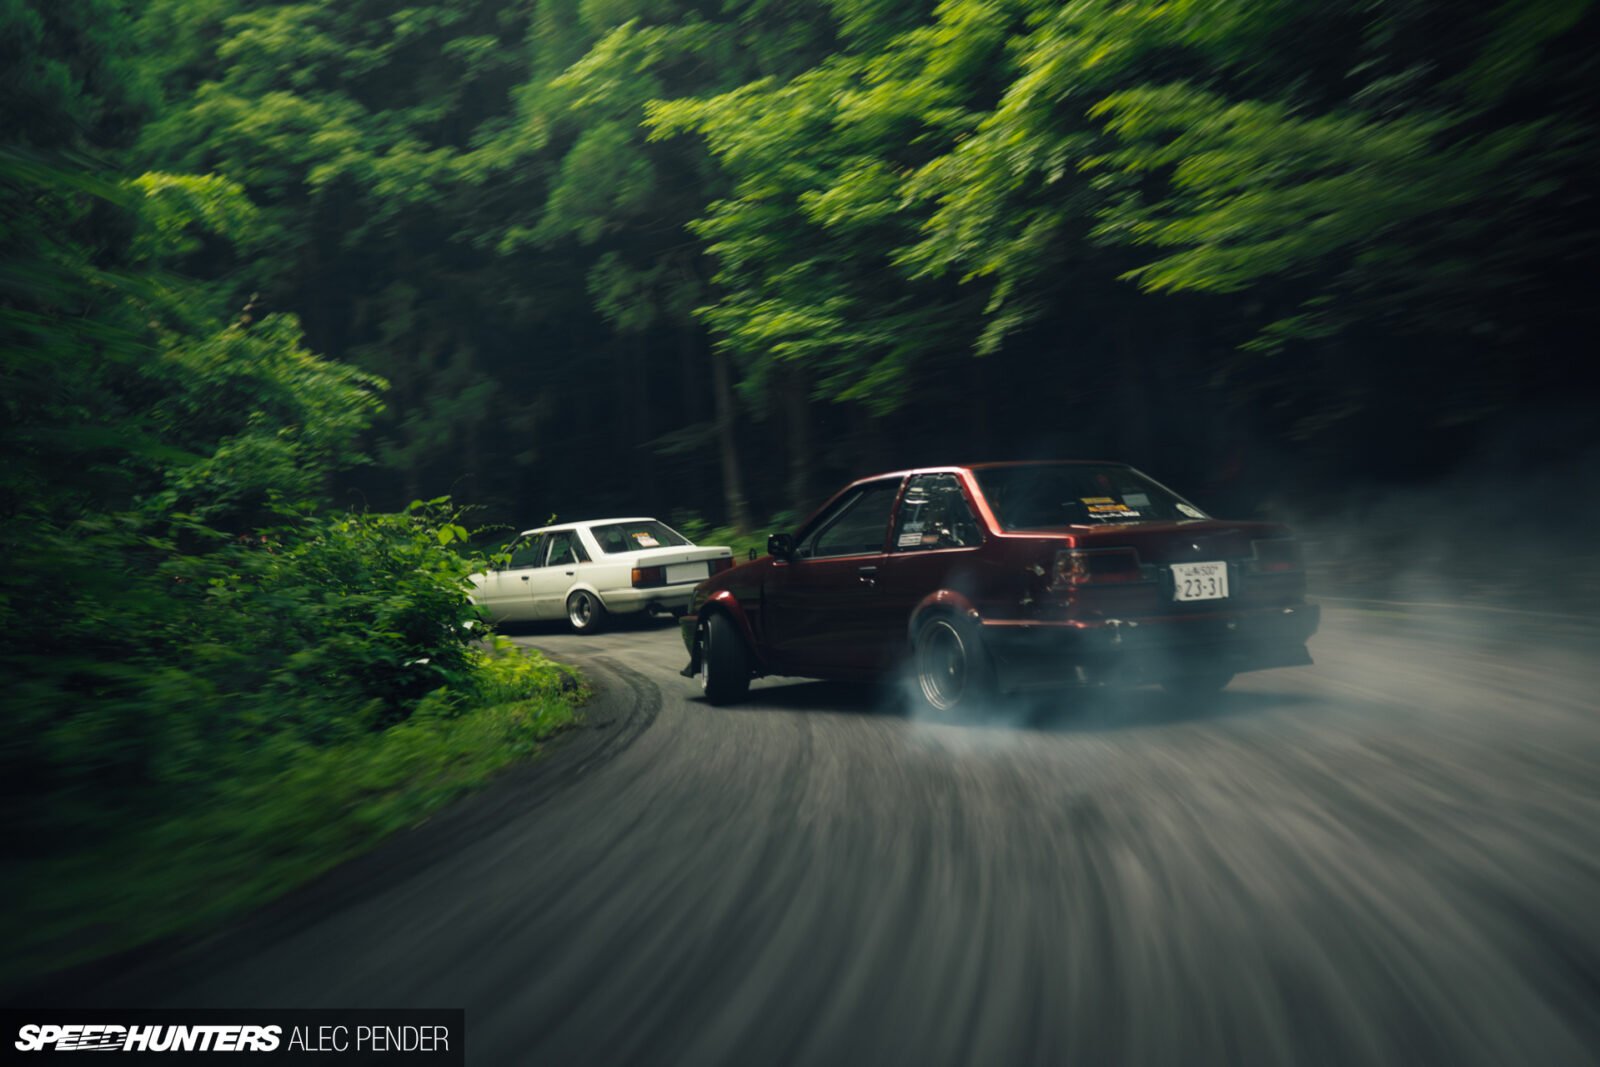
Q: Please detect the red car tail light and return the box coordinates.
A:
[1052,548,1146,588]
[1250,538,1303,573]
[710,556,735,575]
[632,565,666,588]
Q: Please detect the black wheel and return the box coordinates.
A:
[566,589,606,633]
[911,614,994,716]
[698,612,750,705]
[1160,671,1234,697]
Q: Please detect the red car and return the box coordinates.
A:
[680,462,1319,712]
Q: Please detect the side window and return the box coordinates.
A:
[546,530,588,567]
[893,474,981,552]
[801,480,901,560]
[508,534,548,569]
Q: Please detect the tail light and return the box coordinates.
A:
[1250,538,1303,573]
[710,556,735,575]
[632,565,666,588]
[1052,548,1147,588]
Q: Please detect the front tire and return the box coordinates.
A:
[911,615,994,716]
[698,612,751,706]
[566,590,606,633]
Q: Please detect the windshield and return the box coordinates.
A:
[589,520,692,553]
[974,465,1205,529]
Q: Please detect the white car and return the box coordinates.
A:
[471,518,734,632]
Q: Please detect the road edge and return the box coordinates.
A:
[6,652,658,1008]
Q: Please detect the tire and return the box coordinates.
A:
[1160,671,1234,698]
[698,612,751,706]
[910,614,994,716]
[566,589,606,633]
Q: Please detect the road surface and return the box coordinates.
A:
[60,606,1600,1064]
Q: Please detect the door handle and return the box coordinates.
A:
[857,565,879,584]
[521,575,530,582]
[565,570,575,576]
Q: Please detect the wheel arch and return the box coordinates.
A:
[693,590,766,673]
[566,581,604,604]
[906,588,982,642]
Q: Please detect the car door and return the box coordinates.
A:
[493,533,549,621]
[764,477,903,676]
[531,529,591,617]
[880,473,987,641]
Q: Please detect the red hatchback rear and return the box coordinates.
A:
[681,462,1319,712]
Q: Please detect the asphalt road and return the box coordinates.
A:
[65,605,1600,1065]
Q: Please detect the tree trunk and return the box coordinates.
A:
[1115,311,1154,465]
[710,344,751,533]
[783,364,812,515]
[631,333,655,512]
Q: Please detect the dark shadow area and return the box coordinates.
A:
[696,676,1322,734]
[696,678,905,716]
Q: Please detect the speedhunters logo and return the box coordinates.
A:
[16,1024,282,1052]
[4,1011,463,1064]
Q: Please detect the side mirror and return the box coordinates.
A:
[767,532,795,560]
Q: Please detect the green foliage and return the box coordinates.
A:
[671,511,801,561]
[129,171,261,259]
[2,1,583,982]
[3,642,577,989]
[647,0,1596,452]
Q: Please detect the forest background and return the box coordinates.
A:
[2,0,1595,983]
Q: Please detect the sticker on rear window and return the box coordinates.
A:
[1177,503,1205,519]
[897,532,922,547]
[1123,492,1150,508]
[632,532,660,547]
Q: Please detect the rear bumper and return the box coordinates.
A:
[982,602,1320,691]
[602,584,697,615]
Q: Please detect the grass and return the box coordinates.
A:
[2,644,582,995]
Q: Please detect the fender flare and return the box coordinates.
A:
[907,588,983,642]
[693,590,768,674]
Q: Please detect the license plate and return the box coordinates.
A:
[1171,561,1229,602]
[665,562,708,584]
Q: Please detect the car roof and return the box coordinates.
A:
[516,516,662,537]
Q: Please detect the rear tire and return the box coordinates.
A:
[698,612,751,706]
[566,590,606,633]
[1160,671,1234,697]
[910,614,994,717]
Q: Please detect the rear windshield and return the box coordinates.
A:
[974,465,1204,529]
[589,520,692,553]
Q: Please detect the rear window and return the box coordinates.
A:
[589,521,692,553]
[974,465,1204,530]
